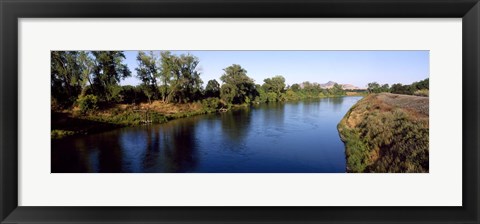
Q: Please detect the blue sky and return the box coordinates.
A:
[121,50,429,88]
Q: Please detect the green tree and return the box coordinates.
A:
[411,78,429,91]
[120,85,145,104]
[329,83,346,96]
[220,83,236,105]
[390,83,404,94]
[176,54,203,103]
[392,83,413,94]
[254,84,268,103]
[160,52,203,103]
[205,79,220,98]
[301,81,323,98]
[290,83,301,92]
[262,75,286,96]
[77,51,95,97]
[51,51,83,107]
[367,82,381,93]
[266,92,278,102]
[285,89,299,101]
[380,84,390,93]
[220,64,257,104]
[158,51,174,102]
[90,51,131,102]
[136,51,160,103]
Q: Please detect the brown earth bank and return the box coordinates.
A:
[337,93,429,173]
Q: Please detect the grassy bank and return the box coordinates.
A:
[51,101,212,139]
[337,93,429,173]
[52,94,362,139]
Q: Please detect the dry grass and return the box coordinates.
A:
[345,91,363,96]
[377,93,429,117]
[137,101,203,114]
[52,100,208,139]
[343,93,428,130]
[338,93,429,173]
[88,101,204,117]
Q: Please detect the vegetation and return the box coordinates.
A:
[367,78,429,96]
[51,129,76,139]
[52,51,354,139]
[219,64,257,105]
[76,94,98,114]
[52,51,429,173]
[338,93,429,173]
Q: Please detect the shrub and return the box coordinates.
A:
[149,112,168,123]
[51,97,60,110]
[77,94,98,114]
[201,97,221,112]
[338,95,429,173]
[285,89,299,101]
[51,129,75,139]
[414,89,429,97]
[266,92,278,102]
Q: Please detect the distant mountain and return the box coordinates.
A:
[320,81,363,90]
[320,81,337,89]
[341,84,363,90]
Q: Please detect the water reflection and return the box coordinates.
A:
[52,96,362,173]
[220,108,253,143]
[329,97,344,112]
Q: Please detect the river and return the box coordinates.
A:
[52,96,363,173]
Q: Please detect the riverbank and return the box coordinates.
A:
[51,101,212,139]
[52,95,361,139]
[337,93,429,173]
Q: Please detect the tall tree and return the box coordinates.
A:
[51,51,83,106]
[205,79,220,98]
[178,54,203,102]
[158,51,174,102]
[91,51,131,102]
[220,64,257,104]
[367,82,381,93]
[220,83,236,105]
[329,83,346,95]
[262,75,286,96]
[290,83,301,92]
[77,51,95,97]
[136,51,160,103]
[380,84,390,92]
[160,52,203,103]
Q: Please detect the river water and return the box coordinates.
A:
[52,96,362,173]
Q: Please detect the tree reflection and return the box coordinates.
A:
[51,138,91,173]
[140,127,162,172]
[52,130,125,173]
[94,131,124,172]
[155,118,199,172]
[329,97,344,112]
[259,102,285,128]
[220,107,253,143]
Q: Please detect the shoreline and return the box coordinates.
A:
[52,95,364,140]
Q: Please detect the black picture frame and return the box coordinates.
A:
[1,0,479,223]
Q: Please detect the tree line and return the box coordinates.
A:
[366,78,429,96]
[51,51,350,113]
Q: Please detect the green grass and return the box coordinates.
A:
[51,129,76,139]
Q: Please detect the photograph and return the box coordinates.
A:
[51,50,429,173]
